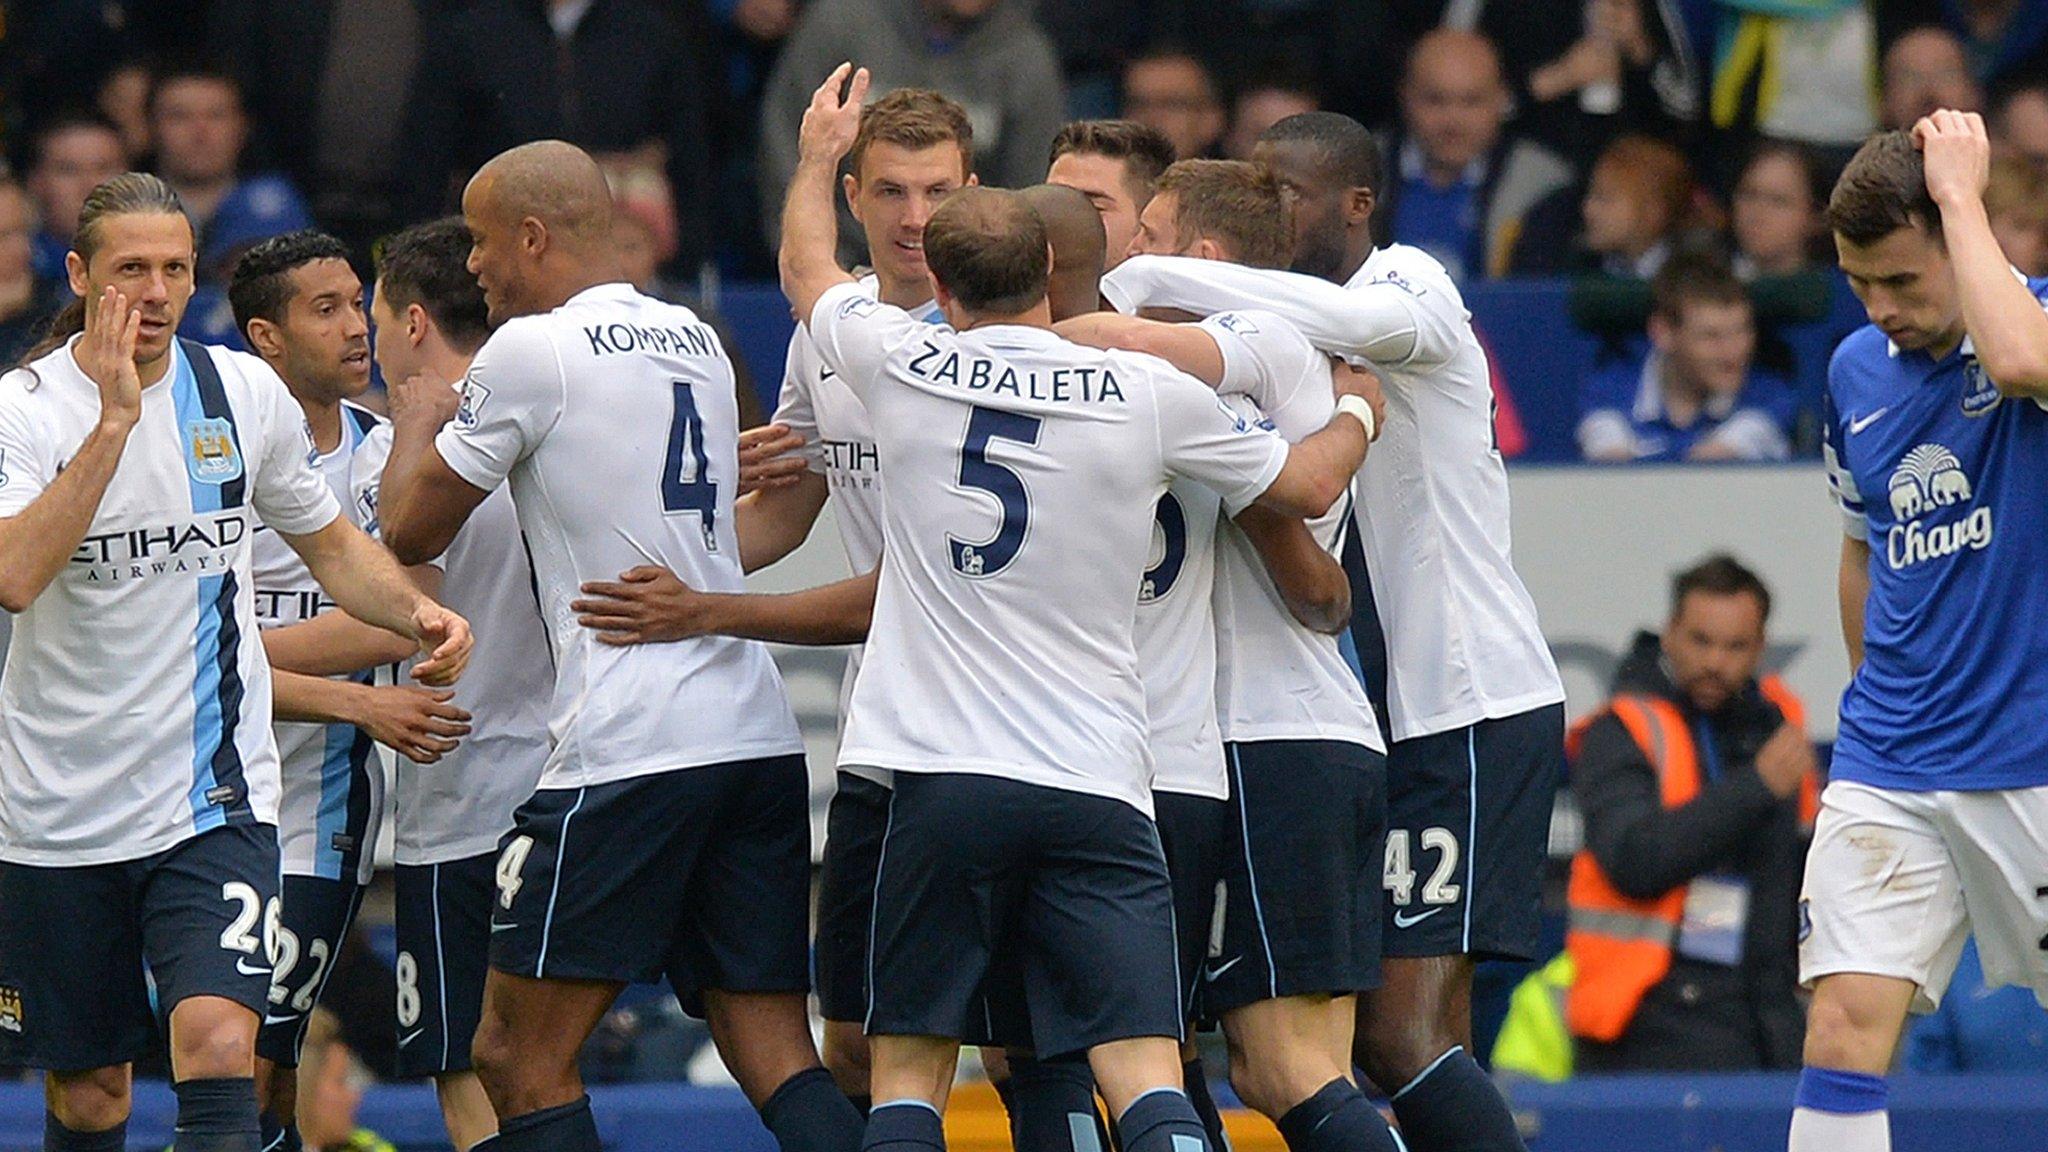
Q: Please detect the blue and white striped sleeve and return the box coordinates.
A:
[1821,386,1866,539]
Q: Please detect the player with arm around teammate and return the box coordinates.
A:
[1787,110,2048,1152]
[379,141,858,1152]
[0,173,469,1152]
[780,64,1373,1152]
[1101,113,1565,1152]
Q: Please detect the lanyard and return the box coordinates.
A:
[1693,717,1724,782]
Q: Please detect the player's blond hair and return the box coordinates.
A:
[847,89,974,183]
[1153,159,1292,269]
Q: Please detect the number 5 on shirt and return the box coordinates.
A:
[950,406,1041,578]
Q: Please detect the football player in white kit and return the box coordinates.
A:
[1065,158,1405,1152]
[1101,112,1566,1152]
[779,65,1373,1152]
[370,217,554,1152]
[224,229,456,1152]
[380,141,856,1152]
[0,174,471,1152]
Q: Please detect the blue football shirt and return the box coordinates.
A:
[1823,278,2048,791]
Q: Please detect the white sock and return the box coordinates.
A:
[1789,1105,1889,1152]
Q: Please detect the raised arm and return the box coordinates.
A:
[778,63,867,323]
[0,288,143,613]
[1918,109,2048,397]
[1102,255,1435,367]
[1055,313,1228,386]
[572,564,879,647]
[280,516,472,685]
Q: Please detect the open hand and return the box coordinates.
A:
[799,63,871,168]
[353,685,471,764]
[78,286,142,431]
[739,422,809,494]
[574,566,721,645]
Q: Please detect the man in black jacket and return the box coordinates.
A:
[1568,553,1814,1072]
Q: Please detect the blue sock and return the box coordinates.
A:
[864,1100,946,1152]
[762,1067,866,1152]
[1387,1046,1525,1152]
[1183,1059,1228,1152]
[1790,1067,1890,1152]
[1275,1079,1402,1152]
[258,1110,300,1152]
[44,1113,126,1152]
[172,1077,261,1152]
[1116,1087,1210,1152]
[1008,1053,1110,1152]
[495,1095,600,1152]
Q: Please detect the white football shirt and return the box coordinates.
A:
[1200,311,1383,751]
[774,274,943,784]
[1103,249,1564,742]
[807,281,1291,815]
[0,339,340,865]
[372,423,553,866]
[1135,475,1225,798]
[251,401,389,883]
[435,283,803,789]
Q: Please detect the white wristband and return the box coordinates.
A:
[1335,393,1377,441]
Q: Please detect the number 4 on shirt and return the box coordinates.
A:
[662,380,718,549]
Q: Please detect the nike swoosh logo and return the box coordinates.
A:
[236,958,270,976]
[1204,956,1243,980]
[491,922,519,933]
[1849,408,1890,434]
[399,1028,425,1048]
[1392,907,1445,929]
[263,1012,302,1027]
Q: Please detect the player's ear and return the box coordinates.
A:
[519,216,547,259]
[405,302,431,348]
[843,172,863,221]
[966,172,980,188]
[65,250,90,300]
[1347,187,1376,227]
[1194,237,1223,262]
[243,316,285,362]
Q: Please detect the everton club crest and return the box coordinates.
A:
[1961,359,2002,417]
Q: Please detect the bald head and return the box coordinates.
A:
[1402,28,1508,176]
[1022,183,1106,319]
[467,140,614,249]
[1407,28,1502,88]
[924,186,1049,315]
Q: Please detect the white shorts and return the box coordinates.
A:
[1799,779,2048,1013]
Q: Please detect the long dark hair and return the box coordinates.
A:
[20,173,192,368]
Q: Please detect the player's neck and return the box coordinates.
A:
[958,300,1053,332]
[419,341,475,389]
[876,272,933,312]
[296,394,345,454]
[1332,238,1373,286]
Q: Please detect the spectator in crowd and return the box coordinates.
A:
[96,58,154,164]
[1378,27,1575,282]
[1519,134,1703,284]
[1705,0,1878,187]
[1121,46,1227,162]
[1046,119,1177,266]
[1223,67,1320,160]
[1730,141,1830,283]
[206,0,427,266]
[1147,0,1405,136]
[1991,80,2048,175]
[295,1009,395,1152]
[151,61,314,283]
[1451,0,1701,168]
[1983,152,2048,277]
[1565,554,1813,1072]
[20,113,126,285]
[0,178,66,366]
[759,0,1065,252]
[1876,0,2048,92]
[1906,938,2048,1073]
[404,0,713,270]
[1881,25,1984,129]
[1577,259,1800,463]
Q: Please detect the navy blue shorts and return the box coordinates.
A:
[867,772,1183,1059]
[394,852,496,1077]
[489,757,813,1016]
[1157,790,1230,1024]
[1381,704,1563,962]
[258,873,368,1066]
[0,822,279,1072]
[815,772,891,1024]
[1208,740,1385,1015]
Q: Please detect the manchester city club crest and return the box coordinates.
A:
[1961,359,2002,417]
[185,417,244,484]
